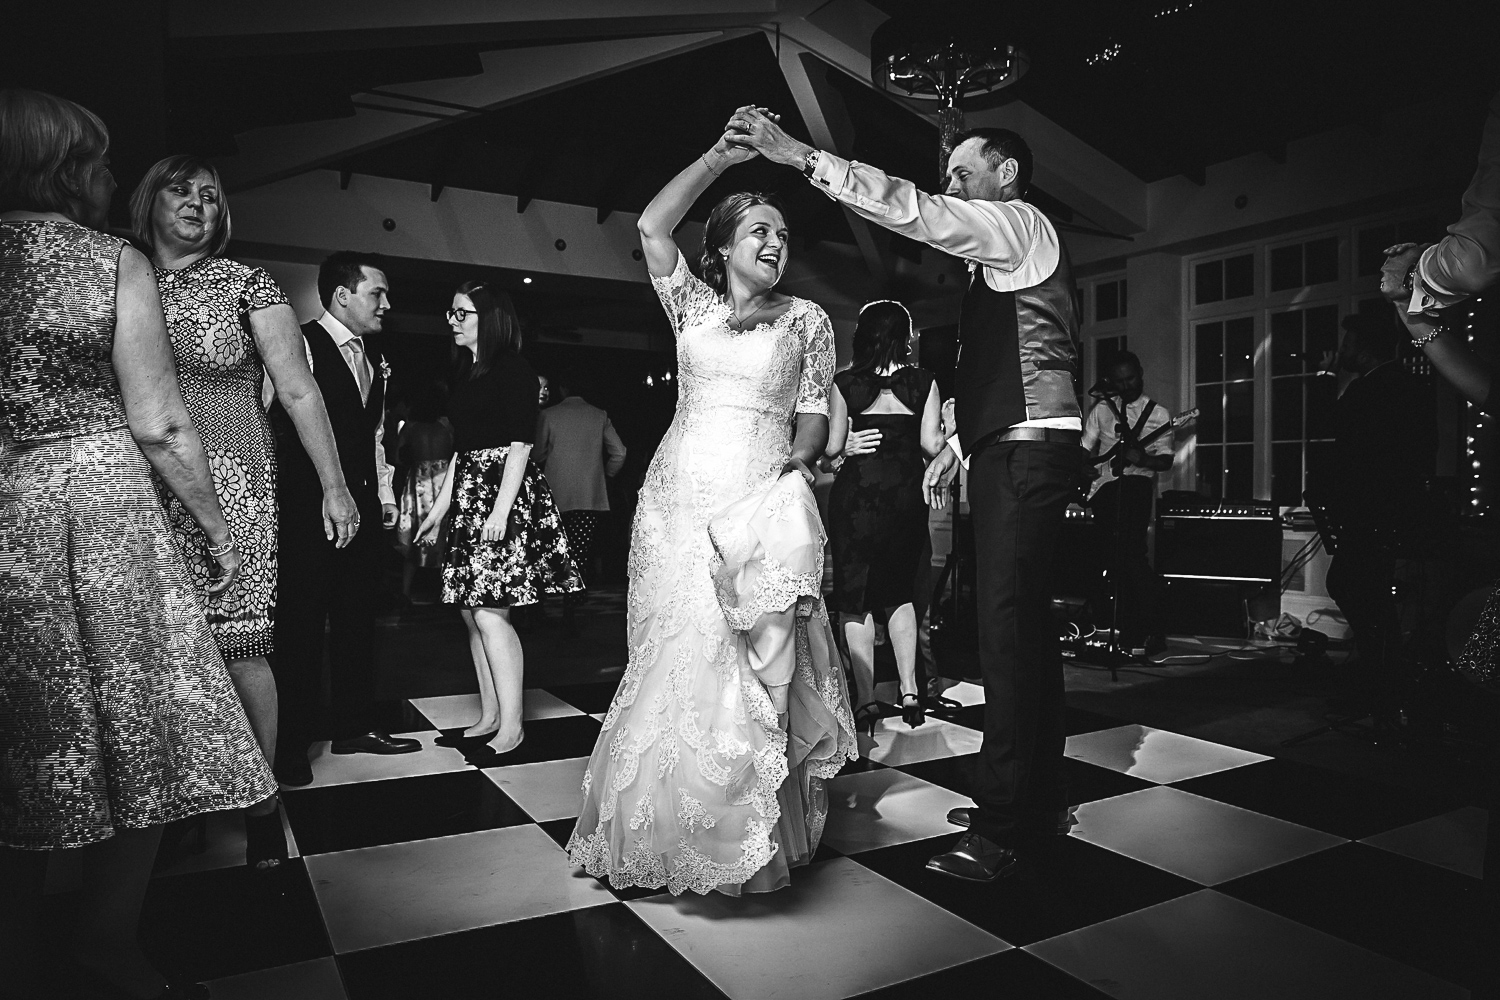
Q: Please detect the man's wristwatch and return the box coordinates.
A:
[802,148,821,178]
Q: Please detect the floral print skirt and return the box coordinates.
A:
[440,447,583,608]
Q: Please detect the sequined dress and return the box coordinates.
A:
[154,258,287,659]
[0,219,275,849]
[567,255,857,896]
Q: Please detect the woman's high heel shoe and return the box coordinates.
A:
[900,692,926,729]
[244,796,289,875]
[854,702,882,737]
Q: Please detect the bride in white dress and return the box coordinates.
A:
[567,117,857,896]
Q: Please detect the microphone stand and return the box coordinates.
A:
[1093,387,1142,682]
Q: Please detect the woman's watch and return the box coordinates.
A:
[801,148,821,178]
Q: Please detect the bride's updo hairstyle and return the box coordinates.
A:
[847,299,913,377]
[699,190,787,295]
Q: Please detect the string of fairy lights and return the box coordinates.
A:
[1464,295,1488,516]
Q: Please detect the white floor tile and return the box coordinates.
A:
[1027,889,1466,1000]
[482,756,589,822]
[938,681,986,707]
[862,716,984,767]
[1361,805,1488,879]
[626,858,1008,1000]
[1069,786,1343,885]
[820,768,970,855]
[410,690,583,730]
[303,731,471,789]
[1064,725,1269,784]
[307,824,612,953]
[205,957,347,1000]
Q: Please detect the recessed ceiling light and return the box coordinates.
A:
[523,277,533,284]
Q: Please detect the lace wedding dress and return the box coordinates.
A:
[567,255,857,896]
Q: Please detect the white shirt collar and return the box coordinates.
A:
[316,310,359,347]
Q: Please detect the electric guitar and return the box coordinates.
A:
[1087,406,1198,499]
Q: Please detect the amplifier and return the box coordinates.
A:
[1155,495,1280,637]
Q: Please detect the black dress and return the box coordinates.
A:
[441,354,583,608]
[829,367,934,617]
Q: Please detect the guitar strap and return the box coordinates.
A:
[1098,398,1159,466]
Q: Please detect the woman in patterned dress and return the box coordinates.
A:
[130,155,359,874]
[417,283,582,754]
[566,118,856,896]
[0,89,276,999]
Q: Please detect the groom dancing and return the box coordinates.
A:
[731,110,1083,881]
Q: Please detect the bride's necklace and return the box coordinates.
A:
[724,296,779,333]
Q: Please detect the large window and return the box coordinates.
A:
[1268,304,1339,507]
[1095,278,1127,322]
[1194,316,1256,498]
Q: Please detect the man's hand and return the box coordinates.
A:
[1123,447,1145,467]
[923,448,960,508]
[1380,242,1424,303]
[382,503,399,529]
[725,107,811,168]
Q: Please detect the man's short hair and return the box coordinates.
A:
[952,127,1033,196]
[1109,350,1143,375]
[318,251,385,308]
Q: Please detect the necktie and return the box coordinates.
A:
[347,337,372,404]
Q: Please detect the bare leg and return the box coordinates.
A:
[0,846,49,998]
[472,606,525,751]
[887,603,920,698]
[227,655,279,817]
[842,612,877,709]
[72,826,168,998]
[460,609,500,736]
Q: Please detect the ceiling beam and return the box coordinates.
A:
[216,31,743,192]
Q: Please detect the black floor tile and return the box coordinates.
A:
[840,755,889,776]
[136,860,329,980]
[893,753,976,795]
[338,903,728,999]
[282,770,532,854]
[1218,841,1487,990]
[538,819,660,900]
[892,754,1151,807]
[506,713,606,764]
[855,833,1201,947]
[858,948,1112,999]
[943,703,1120,737]
[1170,756,1463,839]
[544,680,624,715]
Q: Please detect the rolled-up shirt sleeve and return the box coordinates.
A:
[1412,90,1500,312]
[809,151,1057,286]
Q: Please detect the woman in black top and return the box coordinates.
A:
[826,300,945,734]
[418,282,582,754]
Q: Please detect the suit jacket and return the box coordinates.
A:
[534,396,626,512]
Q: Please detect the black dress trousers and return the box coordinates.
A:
[965,438,1081,847]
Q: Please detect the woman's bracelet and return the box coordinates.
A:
[1411,324,1443,348]
[207,536,236,557]
[701,147,730,176]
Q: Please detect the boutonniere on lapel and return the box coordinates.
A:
[378,360,393,382]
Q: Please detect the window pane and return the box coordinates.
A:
[1096,335,1126,382]
[1306,376,1336,439]
[1270,309,1303,376]
[1272,442,1304,507]
[1225,317,1254,382]
[1196,386,1223,443]
[1270,244,1302,291]
[1306,441,1337,497]
[1096,281,1119,322]
[1225,253,1254,299]
[1195,260,1223,304]
[1196,322,1223,383]
[1305,304,1339,358]
[1226,381,1254,442]
[1304,236,1338,285]
[1197,445,1222,497]
[1272,377,1303,440]
[1225,444,1254,499]
[1358,224,1397,276]
[1119,280,1127,317]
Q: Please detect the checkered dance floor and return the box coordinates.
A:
[132,682,1486,999]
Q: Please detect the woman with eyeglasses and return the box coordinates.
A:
[416,283,582,754]
[825,300,946,736]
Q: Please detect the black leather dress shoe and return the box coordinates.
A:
[330,732,422,755]
[946,805,1078,836]
[925,832,1017,882]
[274,753,314,787]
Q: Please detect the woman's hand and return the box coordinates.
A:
[323,484,360,548]
[782,456,816,486]
[725,107,811,168]
[1380,242,1424,303]
[844,427,882,457]
[206,544,242,597]
[481,507,510,544]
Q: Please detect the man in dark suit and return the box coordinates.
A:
[269,251,418,785]
[733,111,1083,881]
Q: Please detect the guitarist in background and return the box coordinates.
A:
[1082,351,1174,655]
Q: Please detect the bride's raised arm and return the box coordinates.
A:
[637,108,770,278]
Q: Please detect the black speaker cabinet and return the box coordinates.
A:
[1156,505,1280,638]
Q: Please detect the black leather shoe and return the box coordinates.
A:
[274,753,314,787]
[925,832,1017,882]
[330,732,422,755]
[946,806,1078,836]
